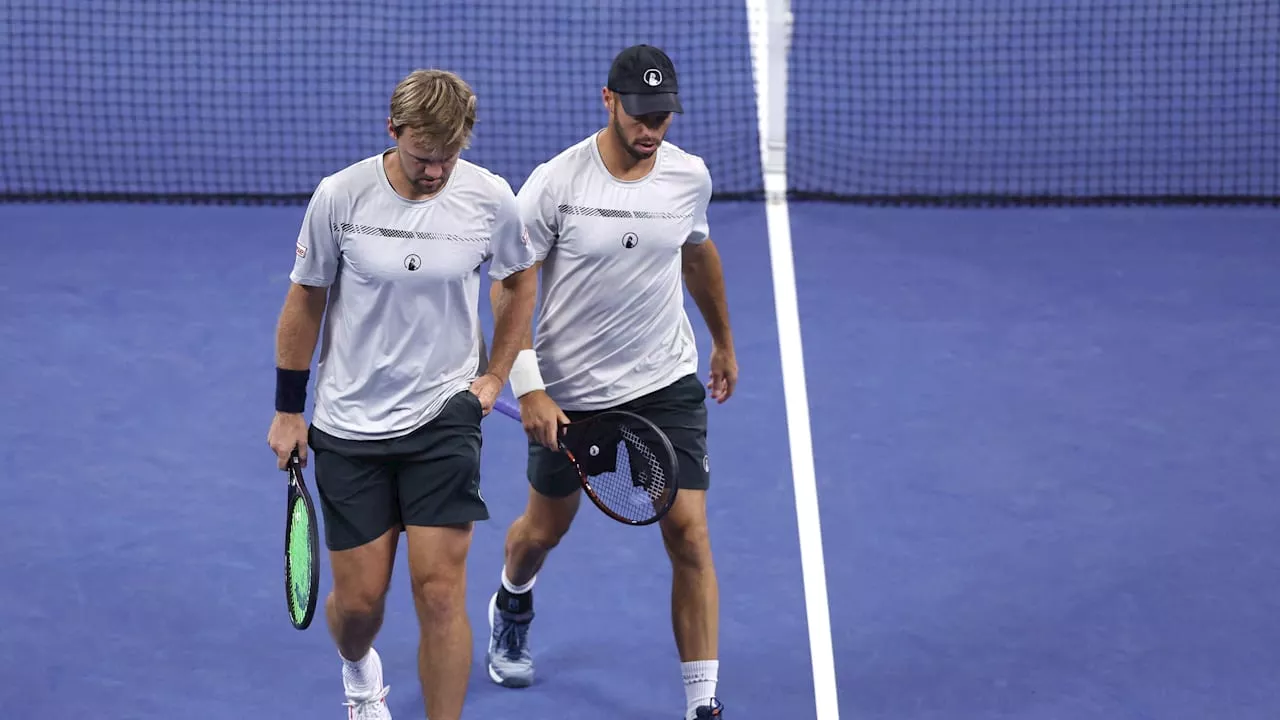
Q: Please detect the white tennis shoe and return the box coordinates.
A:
[344,685,391,720]
[342,647,392,719]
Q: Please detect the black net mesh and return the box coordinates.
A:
[3,0,1277,205]
[0,0,762,203]
[788,0,1280,204]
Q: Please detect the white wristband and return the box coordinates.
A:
[508,349,545,398]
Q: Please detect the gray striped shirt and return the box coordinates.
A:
[291,152,536,440]
[518,134,713,410]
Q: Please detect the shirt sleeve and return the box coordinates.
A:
[515,162,560,260]
[487,179,538,281]
[685,161,713,245]
[289,177,342,287]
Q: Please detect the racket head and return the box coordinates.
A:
[558,410,680,526]
[284,451,320,630]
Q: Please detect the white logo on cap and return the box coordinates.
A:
[643,68,663,87]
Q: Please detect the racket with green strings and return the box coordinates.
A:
[284,449,320,630]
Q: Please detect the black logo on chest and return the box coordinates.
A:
[621,232,639,249]
[404,254,421,271]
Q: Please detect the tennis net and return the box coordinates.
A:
[2,0,1278,205]
[0,0,762,202]
[789,0,1280,204]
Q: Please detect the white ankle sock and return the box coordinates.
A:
[342,647,383,698]
[682,659,719,719]
[501,566,536,595]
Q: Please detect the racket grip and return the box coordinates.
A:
[494,397,521,421]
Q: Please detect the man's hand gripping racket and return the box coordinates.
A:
[494,393,679,526]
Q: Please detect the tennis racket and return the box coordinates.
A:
[494,397,679,525]
[283,449,320,630]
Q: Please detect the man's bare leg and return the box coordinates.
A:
[405,523,475,720]
[660,490,721,719]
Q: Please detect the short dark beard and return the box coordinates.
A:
[610,118,647,161]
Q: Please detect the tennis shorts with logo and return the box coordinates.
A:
[527,373,710,498]
[308,389,488,551]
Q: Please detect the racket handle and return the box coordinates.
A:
[494,396,521,421]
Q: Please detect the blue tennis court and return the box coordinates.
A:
[6,192,1280,720]
[3,1,1279,719]
[794,204,1280,719]
[0,200,812,719]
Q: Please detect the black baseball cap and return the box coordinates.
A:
[607,44,683,116]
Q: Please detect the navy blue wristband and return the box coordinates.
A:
[275,368,310,413]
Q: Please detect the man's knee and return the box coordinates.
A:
[329,530,397,616]
[515,488,581,550]
[660,491,713,568]
[333,582,389,618]
[412,573,466,622]
[663,520,712,567]
[407,525,471,620]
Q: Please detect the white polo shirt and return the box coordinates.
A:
[290,151,536,440]
[517,133,713,410]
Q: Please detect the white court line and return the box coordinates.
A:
[765,177,839,719]
[746,1,841,717]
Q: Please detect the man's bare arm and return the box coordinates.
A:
[683,238,738,402]
[491,261,566,444]
[487,263,539,384]
[276,283,328,371]
[681,239,733,349]
[268,282,328,467]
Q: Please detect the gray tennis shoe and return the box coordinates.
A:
[486,591,535,688]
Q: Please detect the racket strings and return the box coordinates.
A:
[617,425,667,499]
[585,428,673,522]
[285,493,316,622]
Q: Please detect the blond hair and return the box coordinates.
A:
[389,69,477,152]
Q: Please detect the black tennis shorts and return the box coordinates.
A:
[528,373,710,499]
[308,389,488,551]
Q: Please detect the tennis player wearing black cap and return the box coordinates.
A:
[484,44,734,719]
